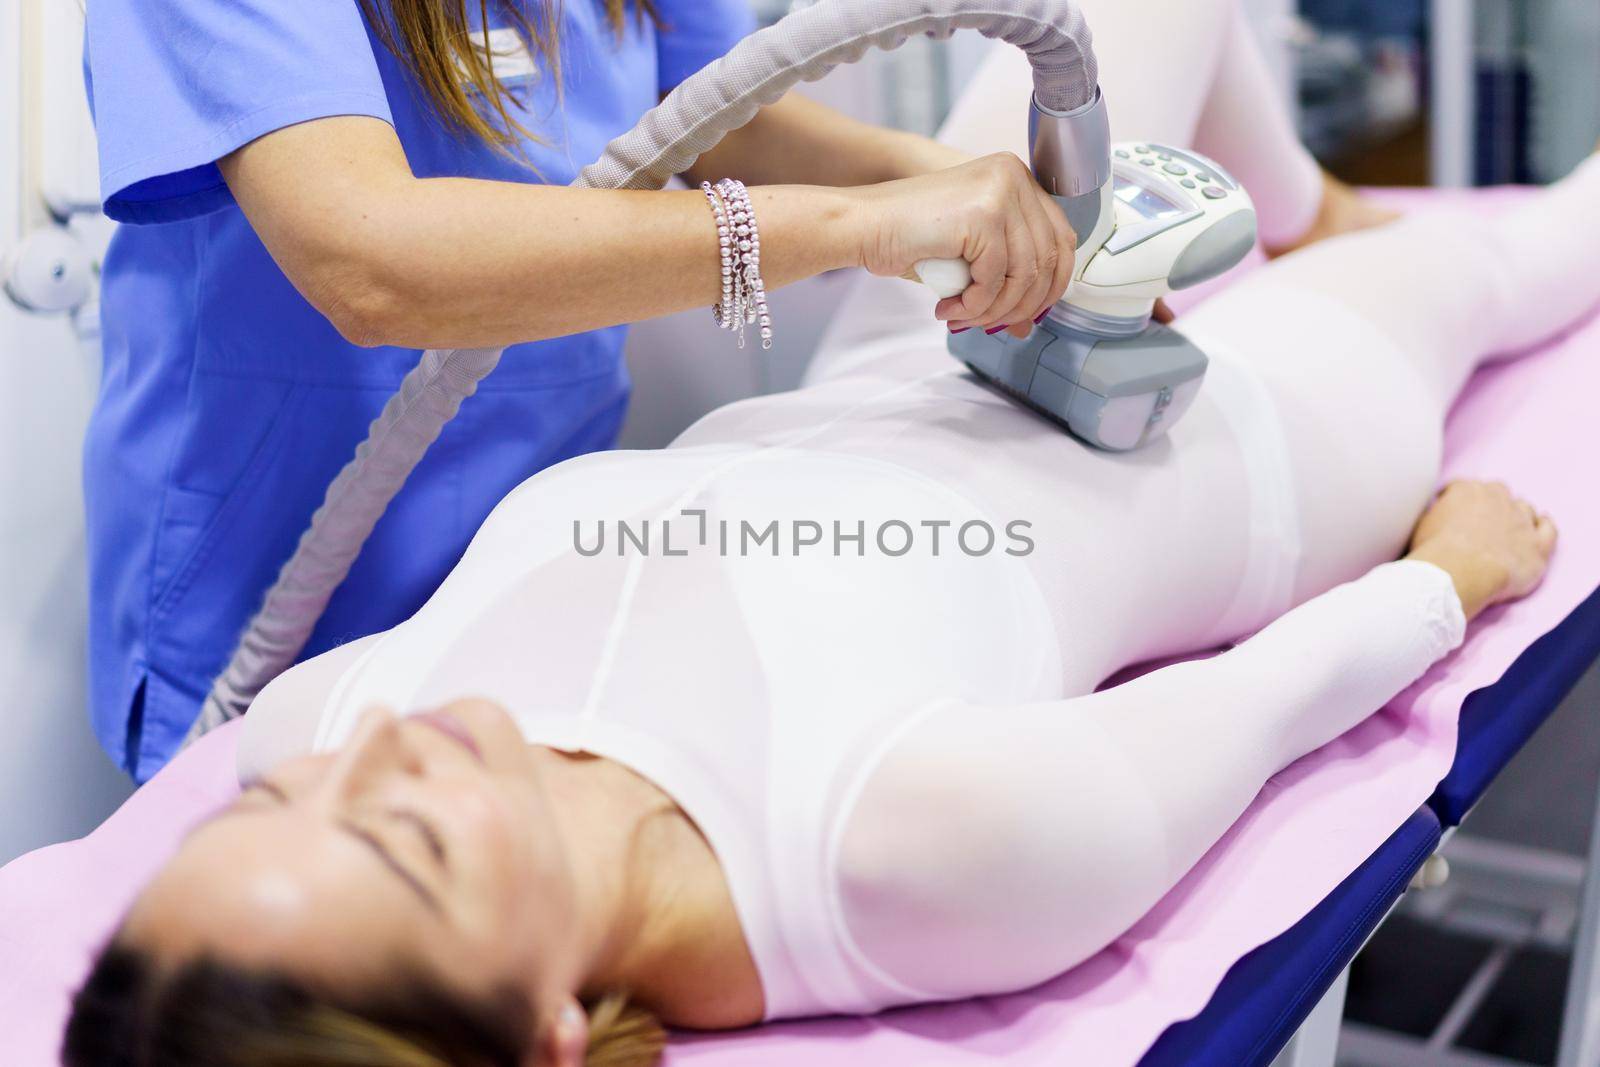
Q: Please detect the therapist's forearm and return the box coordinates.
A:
[327,178,858,348]
[222,117,863,349]
[684,94,968,189]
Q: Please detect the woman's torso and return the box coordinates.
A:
[241,349,1281,1016]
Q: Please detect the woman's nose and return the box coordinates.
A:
[321,705,424,802]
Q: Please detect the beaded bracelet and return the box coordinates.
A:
[699,181,737,330]
[700,178,774,350]
[718,178,773,350]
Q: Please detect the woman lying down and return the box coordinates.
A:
[65,13,1600,1067]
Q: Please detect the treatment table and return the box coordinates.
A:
[4,187,1599,1067]
[1153,581,1600,1067]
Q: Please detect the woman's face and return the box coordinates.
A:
[123,700,581,1034]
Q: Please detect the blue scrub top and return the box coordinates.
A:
[83,0,754,780]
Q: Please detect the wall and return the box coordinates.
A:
[1527,0,1600,181]
[0,0,132,865]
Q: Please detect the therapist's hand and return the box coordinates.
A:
[1405,480,1558,621]
[848,153,1076,339]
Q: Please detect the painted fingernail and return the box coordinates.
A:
[985,324,1010,335]
[949,325,970,334]
[1033,309,1051,325]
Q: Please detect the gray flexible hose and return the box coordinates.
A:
[189,0,1099,745]
[579,0,1097,191]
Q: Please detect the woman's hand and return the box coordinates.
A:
[1405,480,1558,620]
[848,153,1075,339]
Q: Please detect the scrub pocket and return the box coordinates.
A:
[137,381,305,759]
[131,370,394,773]
[114,372,304,776]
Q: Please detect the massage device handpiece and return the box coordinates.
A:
[915,94,1258,450]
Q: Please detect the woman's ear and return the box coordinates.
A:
[532,996,588,1067]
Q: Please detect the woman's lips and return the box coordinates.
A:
[412,710,484,763]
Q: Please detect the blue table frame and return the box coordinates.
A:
[1143,582,1600,1067]
[1140,809,1441,1067]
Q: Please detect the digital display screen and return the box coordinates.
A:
[1114,178,1188,221]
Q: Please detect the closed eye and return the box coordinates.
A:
[241,778,290,804]
[386,809,448,868]
[230,778,443,913]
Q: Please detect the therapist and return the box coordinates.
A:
[82,0,1077,780]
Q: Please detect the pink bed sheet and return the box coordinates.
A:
[4,188,1595,1067]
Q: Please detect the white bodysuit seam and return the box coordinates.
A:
[1188,333,1303,636]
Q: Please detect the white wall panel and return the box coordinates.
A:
[0,0,131,865]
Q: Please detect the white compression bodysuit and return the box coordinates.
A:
[239,0,1600,1022]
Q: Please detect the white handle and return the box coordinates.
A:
[3,228,94,314]
[913,257,972,299]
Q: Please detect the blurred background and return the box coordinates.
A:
[1,1,1597,1060]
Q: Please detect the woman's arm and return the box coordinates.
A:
[1404,480,1559,620]
[220,114,1069,350]
[836,559,1468,1005]
[831,480,1555,1006]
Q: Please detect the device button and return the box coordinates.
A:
[1194,172,1211,183]
[1139,157,1156,166]
[1134,145,1151,154]
[1202,185,1226,200]
[1163,162,1187,176]
[1181,178,1196,188]
[1157,153,1172,162]
[1115,148,1131,159]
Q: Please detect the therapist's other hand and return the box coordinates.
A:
[1405,480,1558,621]
[851,153,1075,339]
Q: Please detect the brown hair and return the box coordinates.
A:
[356,0,659,156]
[63,942,667,1067]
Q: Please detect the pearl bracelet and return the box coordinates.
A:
[718,179,773,350]
[700,178,773,350]
[699,181,737,330]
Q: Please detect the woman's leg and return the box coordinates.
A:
[1179,153,1600,601]
[939,0,1322,246]
[1190,7,1324,248]
[940,0,1225,153]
